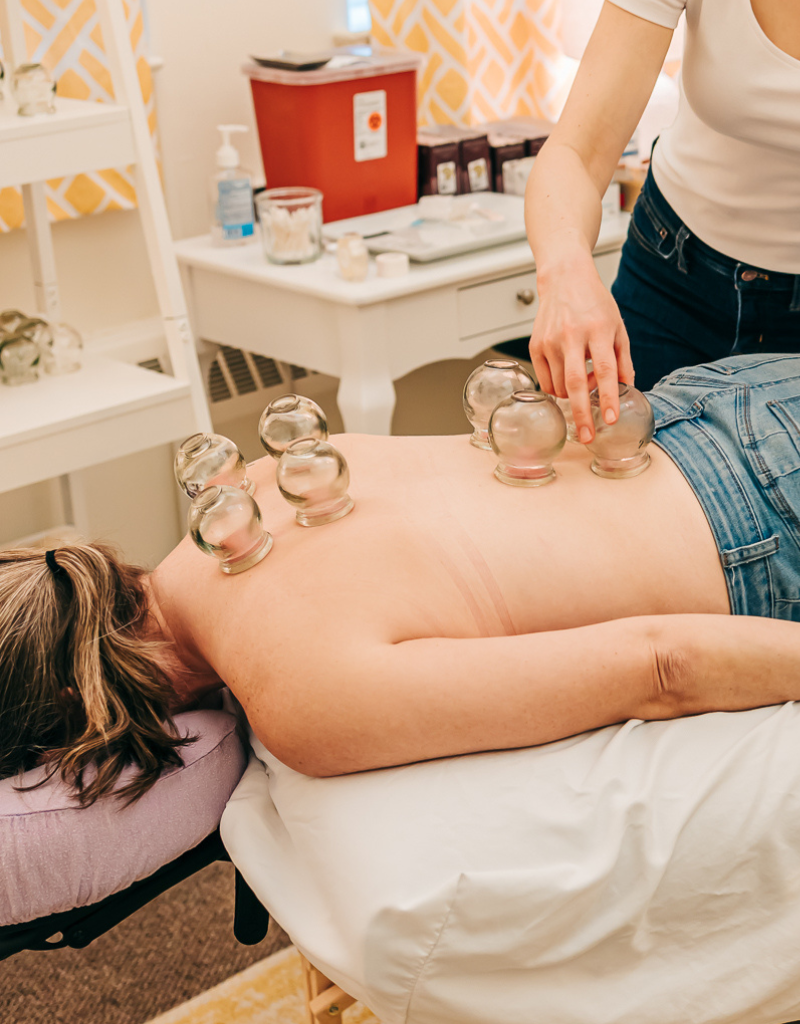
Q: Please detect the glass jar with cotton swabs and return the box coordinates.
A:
[256,187,324,265]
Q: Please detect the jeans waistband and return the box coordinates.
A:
[641,166,800,304]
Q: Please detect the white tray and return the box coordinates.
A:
[323,192,528,263]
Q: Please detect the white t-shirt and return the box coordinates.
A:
[610,0,800,272]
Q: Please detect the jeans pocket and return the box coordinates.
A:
[745,394,800,537]
[628,191,680,262]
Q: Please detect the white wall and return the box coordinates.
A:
[150,0,350,241]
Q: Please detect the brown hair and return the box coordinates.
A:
[0,543,192,805]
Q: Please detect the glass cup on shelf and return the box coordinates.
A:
[188,485,273,575]
[585,383,655,478]
[276,437,354,527]
[489,390,567,487]
[336,233,370,282]
[0,309,29,334]
[256,187,323,265]
[463,358,538,450]
[258,394,328,459]
[39,321,82,375]
[12,63,56,116]
[0,335,39,385]
[174,433,254,499]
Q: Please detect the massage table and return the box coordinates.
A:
[222,703,800,1024]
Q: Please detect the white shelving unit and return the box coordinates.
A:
[0,0,211,524]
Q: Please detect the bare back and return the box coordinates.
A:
[152,433,729,698]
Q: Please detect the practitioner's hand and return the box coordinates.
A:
[529,255,635,443]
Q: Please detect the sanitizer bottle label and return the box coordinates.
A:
[217,180,255,240]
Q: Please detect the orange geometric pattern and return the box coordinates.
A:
[0,0,155,233]
[368,0,572,127]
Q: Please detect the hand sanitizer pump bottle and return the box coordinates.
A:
[211,124,256,247]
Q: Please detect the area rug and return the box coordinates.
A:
[143,945,381,1024]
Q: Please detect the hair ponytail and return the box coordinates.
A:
[0,543,193,805]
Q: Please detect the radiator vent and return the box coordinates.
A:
[138,357,164,374]
[139,350,313,405]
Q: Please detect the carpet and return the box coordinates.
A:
[143,945,380,1024]
[0,862,291,1024]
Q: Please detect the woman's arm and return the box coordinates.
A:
[255,614,800,778]
[526,2,673,441]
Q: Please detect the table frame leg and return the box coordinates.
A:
[334,304,395,435]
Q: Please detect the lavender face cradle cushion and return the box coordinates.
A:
[0,710,246,927]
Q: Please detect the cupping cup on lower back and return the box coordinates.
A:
[489,390,567,487]
[586,383,655,479]
[463,358,538,450]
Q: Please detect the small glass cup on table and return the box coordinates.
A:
[257,187,323,265]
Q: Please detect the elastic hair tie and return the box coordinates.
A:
[45,549,66,580]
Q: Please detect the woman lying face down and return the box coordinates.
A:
[2,354,800,804]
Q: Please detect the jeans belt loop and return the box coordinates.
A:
[675,225,690,274]
[791,275,800,312]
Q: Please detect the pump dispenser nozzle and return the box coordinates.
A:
[216,124,248,169]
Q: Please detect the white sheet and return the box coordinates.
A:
[221,705,800,1024]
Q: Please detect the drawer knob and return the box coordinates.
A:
[516,288,536,306]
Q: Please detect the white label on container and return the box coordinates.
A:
[467,157,490,192]
[436,161,458,195]
[354,90,387,162]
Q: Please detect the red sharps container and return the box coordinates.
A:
[245,48,421,223]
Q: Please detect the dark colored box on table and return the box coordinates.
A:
[417,125,491,196]
[487,133,527,192]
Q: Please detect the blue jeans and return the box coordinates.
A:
[612,168,800,393]
[648,353,800,620]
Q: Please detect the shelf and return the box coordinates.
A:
[0,95,135,189]
[0,355,196,493]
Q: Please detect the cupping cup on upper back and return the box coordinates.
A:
[276,437,354,527]
[258,394,328,459]
[585,383,655,479]
[188,485,273,575]
[463,359,538,450]
[489,390,567,487]
[174,433,254,499]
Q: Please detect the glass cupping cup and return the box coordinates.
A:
[276,437,354,527]
[489,390,567,487]
[463,358,538,450]
[188,485,273,574]
[586,383,655,478]
[258,394,328,459]
[174,433,254,499]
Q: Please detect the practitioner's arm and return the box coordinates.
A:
[526,2,672,440]
[254,614,800,778]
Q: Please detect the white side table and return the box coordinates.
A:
[175,213,629,435]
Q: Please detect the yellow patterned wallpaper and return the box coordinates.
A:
[0,0,154,233]
[368,0,571,126]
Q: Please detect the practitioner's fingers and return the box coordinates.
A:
[587,334,623,435]
[563,347,593,444]
[531,351,555,397]
[529,328,556,396]
[615,319,636,387]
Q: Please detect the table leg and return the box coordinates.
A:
[334,304,396,435]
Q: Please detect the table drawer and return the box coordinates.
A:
[457,270,539,340]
